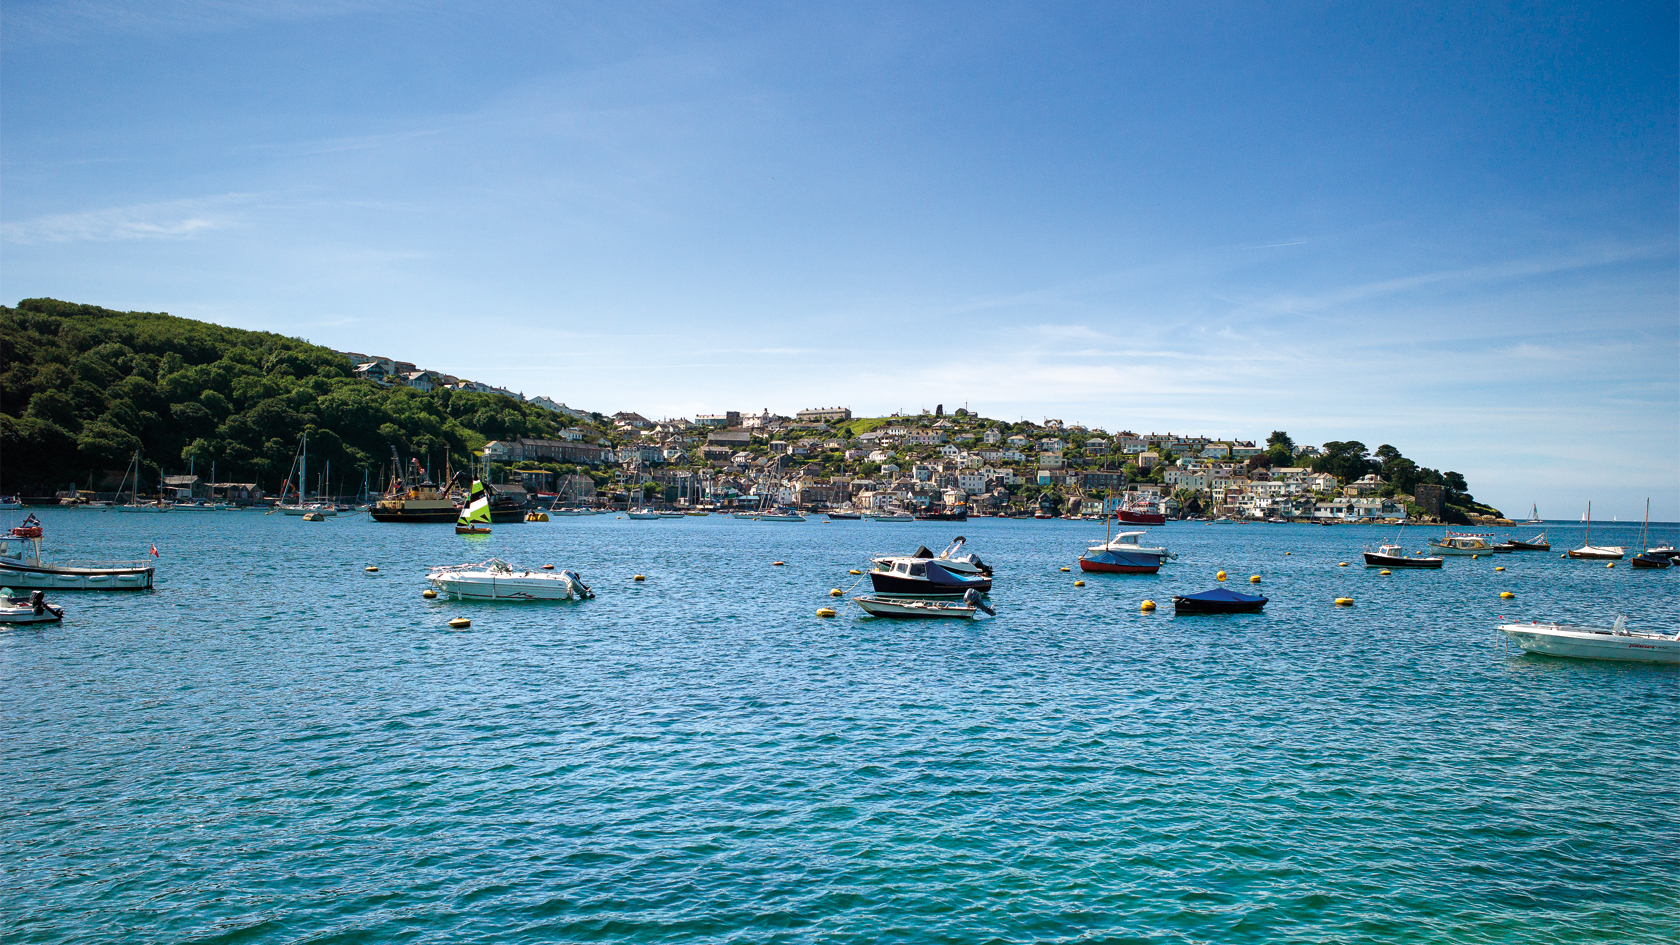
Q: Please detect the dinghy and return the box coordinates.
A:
[455,480,493,535]
[1566,501,1624,559]
[1172,588,1268,614]
[853,588,994,619]
[0,589,64,624]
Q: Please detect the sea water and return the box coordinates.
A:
[2,509,1676,943]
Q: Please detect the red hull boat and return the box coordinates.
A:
[1116,509,1167,526]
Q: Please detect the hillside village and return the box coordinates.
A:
[334,350,1497,523]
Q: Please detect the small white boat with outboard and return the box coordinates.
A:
[1362,543,1443,568]
[869,537,993,594]
[853,589,994,619]
[0,589,65,624]
[426,559,594,601]
[1497,617,1680,664]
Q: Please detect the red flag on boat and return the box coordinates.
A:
[150,544,159,557]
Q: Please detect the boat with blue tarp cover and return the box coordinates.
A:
[1173,587,1268,614]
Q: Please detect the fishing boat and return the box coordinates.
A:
[426,559,594,600]
[1566,501,1624,559]
[868,542,994,595]
[1362,543,1444,568]
[370,452,462,523]
[1079,530,1175,574]
[1630,499,1672,569]
[1429,533,1498,556]
[0,589,64,624]
[1116,498,1167,526]
[1505,532,1550,551]
[1172,588,1268,614]
[0,516,155,590]
[455,480,493,534]
[1497,617,1680,664]
[853,588,994,619]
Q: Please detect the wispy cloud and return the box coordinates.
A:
[1,194,249,243]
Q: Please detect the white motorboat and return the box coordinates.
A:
[1429,533,1497,556]
[1497,617,1680,664]
[0,589,64,624]
[754,508,806,522]
[0,517,155,590]
[853,589,994,619]
[426,559,594,601]
[625,509,664,520]
[865,510,914,522]
[0,497,23,511]
[1080,530,1176,574]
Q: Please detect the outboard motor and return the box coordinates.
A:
[559,569,594,600]
[962,588,995,616]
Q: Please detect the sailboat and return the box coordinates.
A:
[110,451,170,512]
[1524,503,1543,524]
[1566,501,1624,559]
[278,435,337,516]
[456,480,493,534]
[1630,499,1671,569]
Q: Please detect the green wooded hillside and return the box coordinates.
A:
[1,299,585,494]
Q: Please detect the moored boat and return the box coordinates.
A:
[1172,588,1268,613]
[754,508,806,522]
[372,454,462,523]
[0,589,64,624]
[826,510,862,520]
[1079,530,1175,574]
[1505,532,1550,551]
[426,559,594,600]
[1362,544,1444,568]
[1430,533,1498,556]
[1629,499,1671,569]
[869,541,993,595]
[1566,501,1625,559]
[0,516,155,590]
[1497,617,1680,664]
[853,588,994,619]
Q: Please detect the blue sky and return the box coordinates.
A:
[3,1,1675,519]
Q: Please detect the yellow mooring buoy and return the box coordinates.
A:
[830,588,843,597]
[1250,575,1261,583]
[422,589,437,599]
[448,617,470,629]
[849,569,862,575]
[1607,562,1615,568]
[365,566,378,572]
[541,564,555,570]
[1495,566,1505,571]
[1500,591,1515,599]
[1379,570,1391,575]
[1334,597,1354,606]
[1074,580,1086,587]
[1060,567,1071,572]
[772,561,785,566]
[1338,562,1349,567]
[633,574,646,581]
[816,607,837,618]
[1141,599,1156,611]
[1216,570,1227,580]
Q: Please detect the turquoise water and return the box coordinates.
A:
[2,509,1676,943]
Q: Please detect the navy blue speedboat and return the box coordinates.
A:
[1172,587,1268,614]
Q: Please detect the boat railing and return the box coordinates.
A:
[13,557,156,571]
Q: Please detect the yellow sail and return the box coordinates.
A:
[458,480,493,526]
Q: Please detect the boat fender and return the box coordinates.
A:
[963,588,996,616]
[1499,591,1515,599]
[448,617,471,629]
[422,589,437,599]
[816,608,837,618]
[1140,599,1156,611]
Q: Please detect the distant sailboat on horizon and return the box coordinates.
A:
[1525,503,1543,524]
